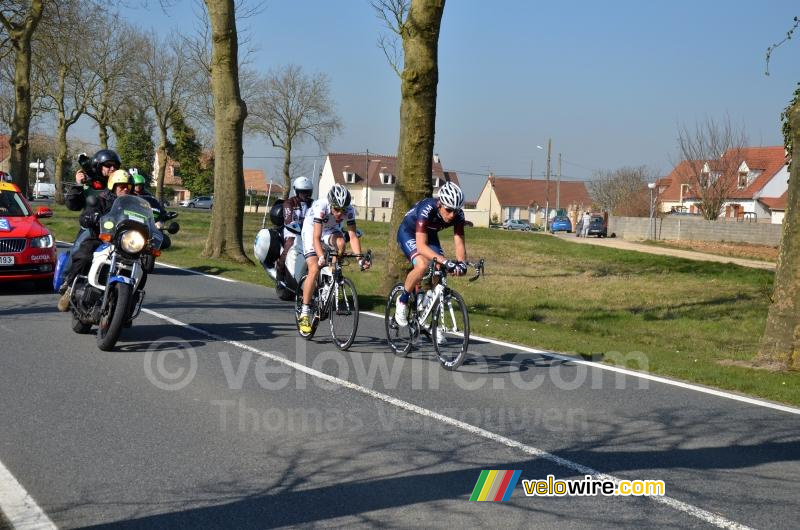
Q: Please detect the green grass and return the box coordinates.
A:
[43,204,800,406]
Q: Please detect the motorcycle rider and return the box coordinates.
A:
[276,176,314,281]
[58,170,132,312]
[65,149,122,211]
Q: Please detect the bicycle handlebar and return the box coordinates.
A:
[324,249,373,271]
[425,257,484,281]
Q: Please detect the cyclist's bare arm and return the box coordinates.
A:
[453,232,466,263]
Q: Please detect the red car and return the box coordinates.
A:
[0,181,56,287]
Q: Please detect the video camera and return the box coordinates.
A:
[77,153,104,190]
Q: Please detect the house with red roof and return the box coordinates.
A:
[658,146,788,223]
[472,175,591,228]
[319,152,459,222]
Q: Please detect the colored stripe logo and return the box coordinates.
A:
[469,470,522,501]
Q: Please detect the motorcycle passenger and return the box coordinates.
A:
[394,181,468,327]
[58,170,132,312]
[65,149,122,211]
[277,176,314,280]
[131,171,148,196]
[298,183,370,334]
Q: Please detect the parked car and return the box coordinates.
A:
[576,215,608,237]
[32,182,56,200]
[0,181,56,287]
[502,219,532,231]
[187,196,213,209]
[549,215,572,233]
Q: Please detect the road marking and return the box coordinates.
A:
[361,311,800,417]
[155,262,239,282]
[141,306,753,529]
[0,460,57,530]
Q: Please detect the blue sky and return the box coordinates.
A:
[112,0,799,199]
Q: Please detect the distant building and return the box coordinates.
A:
[318,152,459,222]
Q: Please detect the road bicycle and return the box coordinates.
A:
[385,258,484,370]
[295,249,372,350]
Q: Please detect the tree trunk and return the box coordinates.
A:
[54,114,68,205]
[384,0,446,290]
[202,0,250,264]
[6,0,45,197]
[757,102,800,370]
[98,124,109,150]
[156,124,168,201]
[282,139,292,199]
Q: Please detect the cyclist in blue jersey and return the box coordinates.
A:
[394,181,468,326]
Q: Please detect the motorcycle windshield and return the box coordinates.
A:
[99,195,164,249]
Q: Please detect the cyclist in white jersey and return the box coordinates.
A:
[298,183,369,333]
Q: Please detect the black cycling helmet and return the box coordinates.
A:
[91,149,122,173]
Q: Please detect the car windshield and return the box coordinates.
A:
[0,189,31,217]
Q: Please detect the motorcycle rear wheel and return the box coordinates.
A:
[96,282,132,351]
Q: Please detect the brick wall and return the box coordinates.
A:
[608,216,782,246]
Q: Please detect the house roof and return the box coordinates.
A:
[244,169,284,194]
[488,176,591,208]
[660,146,787,201]
[326,153,458,187]
[758,191,788,211]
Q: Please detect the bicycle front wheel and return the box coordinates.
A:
[431,289,470,370]
[329,277,359,350]
[385,283,413,356]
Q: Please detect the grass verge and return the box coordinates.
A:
[42,204,800,406]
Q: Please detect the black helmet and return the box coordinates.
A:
[269,199,285,227]
[91,149,121,173]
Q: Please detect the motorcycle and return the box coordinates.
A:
[253,199,306,301]
[137,194,179,274]
[67,194,164,351]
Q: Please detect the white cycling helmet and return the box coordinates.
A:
[327,183,351,208]
[293,176,313,193]
[437,181,464,210]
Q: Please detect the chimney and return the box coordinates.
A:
[433,153,440,164]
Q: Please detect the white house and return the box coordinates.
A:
[318,152,460,222]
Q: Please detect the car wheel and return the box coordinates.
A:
[189,203,195,208]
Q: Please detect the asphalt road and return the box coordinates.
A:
[1,253,798,529]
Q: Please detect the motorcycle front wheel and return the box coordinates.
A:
[97,282,132,351]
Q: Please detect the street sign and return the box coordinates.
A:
[29,161,44,169]
[36,171,45,178]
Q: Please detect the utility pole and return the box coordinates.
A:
[557,152,561,213]
[529,160,533,180]
[364,149,369,220]
[544,138,551,229]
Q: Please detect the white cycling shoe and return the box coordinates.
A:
[394,298,409,327]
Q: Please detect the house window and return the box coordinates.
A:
[432,177,441,188]
[381,197,390,208]
[343,171,356,183]
[738,171,748,189]
[379,172,395,185]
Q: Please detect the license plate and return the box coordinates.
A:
[0,255,14,266]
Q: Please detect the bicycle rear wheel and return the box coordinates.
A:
[295,275,318,339]
[431,289,470,370]
[329,277,359,350]
[385,283,413,356]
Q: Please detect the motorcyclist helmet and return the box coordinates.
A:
[92,149,121,173]
[327,183,351,209]
[132,173,146,186]
[107,169,131,190]
[437,181,465,211]
[293,176,313,194]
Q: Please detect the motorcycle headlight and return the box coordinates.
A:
[120,230,146,254]
[30,234,54,248]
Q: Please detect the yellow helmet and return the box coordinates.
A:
[107,169,131,190]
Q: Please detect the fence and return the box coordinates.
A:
[608,216,782,246]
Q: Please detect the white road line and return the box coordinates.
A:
[155,262,239,282]
[0,460,57,530]
[362,312,800,416]
[142,306,753,529]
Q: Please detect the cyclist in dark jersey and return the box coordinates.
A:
[394,181,468,326]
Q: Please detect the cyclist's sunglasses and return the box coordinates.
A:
[444,207,460,214]
[332,206,345,213]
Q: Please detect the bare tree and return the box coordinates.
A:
[0,0,46,196]
[202,0,249,263]
[85,11,143,149]
[373,0,446,287]
[136,32,198,200]
[589,166,654,216]
[33,0,100,203]
[248,64,341,198]
[676,116,747,220]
